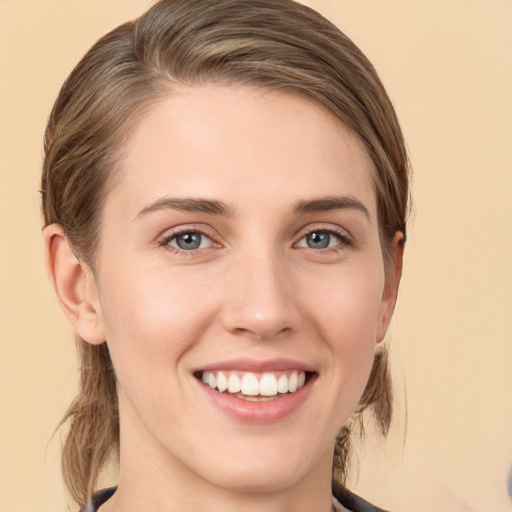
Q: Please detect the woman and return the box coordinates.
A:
[41,1,409,511]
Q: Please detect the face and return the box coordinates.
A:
[91,86,399,495]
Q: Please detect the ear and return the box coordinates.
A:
[43,224,106,345]
[376,231,404,343]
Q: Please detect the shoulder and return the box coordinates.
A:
[79,487,117,512]
[333,482,390,512]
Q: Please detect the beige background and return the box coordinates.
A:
[1,1,511,511]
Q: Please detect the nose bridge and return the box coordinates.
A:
[221,240,297,340]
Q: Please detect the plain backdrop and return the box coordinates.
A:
[0,1,511,511]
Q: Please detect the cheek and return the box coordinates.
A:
[97,262,217,388]
[303,261,384,340]
[302,264,384,395]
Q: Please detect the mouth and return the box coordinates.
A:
[192,359,317,423]
[194,370,313,402]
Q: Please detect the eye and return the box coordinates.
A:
[296,229,349,250]
[164,230,214,251]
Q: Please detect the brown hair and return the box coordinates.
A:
[41,0,409,506]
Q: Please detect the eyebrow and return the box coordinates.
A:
[293,195,370,220]
[135,197,234,219]
[135,194,370,221]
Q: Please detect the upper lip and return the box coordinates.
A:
[193,358,316,373]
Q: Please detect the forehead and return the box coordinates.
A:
[111,85,377,216]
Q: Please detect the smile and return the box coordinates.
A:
[193,359,317,423]
[199,370,307,400]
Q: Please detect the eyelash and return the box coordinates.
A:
[295,226,353,252]
[159,227,217,255]
[158,225,353,255]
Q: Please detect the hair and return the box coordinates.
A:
[41,0,410,506]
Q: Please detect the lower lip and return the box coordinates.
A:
[196,374,316,424]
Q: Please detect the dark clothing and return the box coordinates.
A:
[82,487,116,512]
[333,480,390,512]
[82,485,389,512]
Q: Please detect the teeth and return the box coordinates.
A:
[217,371,228,392]
[241,373,259,395]
[277,374,288,393]
[259,373,278,396]
[288,371,298,392]
[200,370,307,396]
[227,373,241,393]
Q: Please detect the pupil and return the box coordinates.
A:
[177,233,201,250]
[307,232,329,249]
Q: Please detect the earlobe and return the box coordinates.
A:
[43,224,106,345]
[376,231,404,343]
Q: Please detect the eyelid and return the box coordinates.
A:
[293,224,354,249]
[158,224,221,253]
[156,223,353,255]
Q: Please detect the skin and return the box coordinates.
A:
[44,86,403,512]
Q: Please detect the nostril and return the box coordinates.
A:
[231,325,293,342]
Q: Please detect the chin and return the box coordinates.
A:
[202,463,307,494]
[189,436,328,494]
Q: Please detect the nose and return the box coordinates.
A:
[221,248,299,341]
